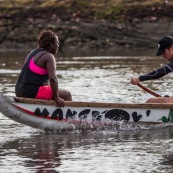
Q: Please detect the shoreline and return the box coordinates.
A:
[0,47,156,57]
[0,1,173,53]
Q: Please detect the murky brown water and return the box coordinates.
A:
[0,49,173,173]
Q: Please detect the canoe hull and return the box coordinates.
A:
[1,94,173,130]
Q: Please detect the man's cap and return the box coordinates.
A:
[156,36,173,56]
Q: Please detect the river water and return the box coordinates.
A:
[1,49,173,173]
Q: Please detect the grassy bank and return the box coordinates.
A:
[0,0,172,51]
[0,0,172,22]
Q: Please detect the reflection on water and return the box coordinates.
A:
[0,50,173,173]
[1,127,173,173]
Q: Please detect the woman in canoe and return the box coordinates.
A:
[15,30,72,107]
[131,36,173,103]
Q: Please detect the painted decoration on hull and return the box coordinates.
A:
[17,105,154,122]
[34,108,133,121]
[159,109,173,123]
[14,104,173,123]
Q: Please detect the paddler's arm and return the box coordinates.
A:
[46,54,65,107]
[131,62,173,85]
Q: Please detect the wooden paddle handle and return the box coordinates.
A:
[137,83,161,97]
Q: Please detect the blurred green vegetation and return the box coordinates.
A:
[0,0,169,8]
[0,0,172,21]
[0,0,172,50]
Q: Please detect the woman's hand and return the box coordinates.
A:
[55,97,65,107]
[130,77,140,85]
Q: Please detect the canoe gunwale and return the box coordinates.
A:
[14,97,173,109]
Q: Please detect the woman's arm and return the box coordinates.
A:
[46,54,64,107]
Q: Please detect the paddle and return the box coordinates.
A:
[137,83,161,97]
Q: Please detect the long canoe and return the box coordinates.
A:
[0,93,173,131]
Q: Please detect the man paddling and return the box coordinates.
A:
[131,36,173,103]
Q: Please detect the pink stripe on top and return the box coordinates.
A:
[29,57,48,75]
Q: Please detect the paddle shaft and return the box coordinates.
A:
[137,83,161,97]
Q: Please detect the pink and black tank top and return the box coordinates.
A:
[15,48,49,98]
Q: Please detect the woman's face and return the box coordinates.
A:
[51,35,59,54]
